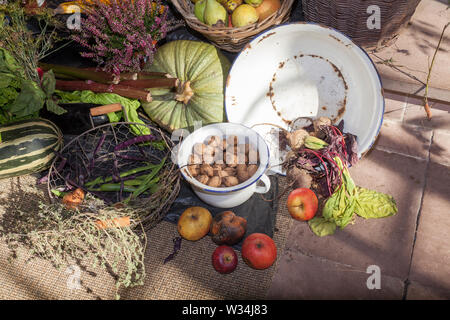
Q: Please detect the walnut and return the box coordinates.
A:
[196,175,209,185]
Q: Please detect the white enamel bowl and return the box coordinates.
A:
[176,123,271,208]
[225,23,384,174]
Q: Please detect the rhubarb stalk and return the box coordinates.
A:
[55,80,152,102]
[40,62,116,84]
[119,78,179,89]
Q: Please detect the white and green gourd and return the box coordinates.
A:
[0,118,63,179]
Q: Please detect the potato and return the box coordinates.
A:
[223,176,239,187]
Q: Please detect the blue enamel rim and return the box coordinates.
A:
[179,123,271,194]
[224,21,385,163]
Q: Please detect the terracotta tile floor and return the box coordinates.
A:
[267,0,450,300]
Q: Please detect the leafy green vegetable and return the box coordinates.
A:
[54,89,148,135]
[309,156,398,237]
[0,48,66,124]
[308,217,337,237]
[7,79,46,117]
[355,187,398,219]
[322,157,357,229]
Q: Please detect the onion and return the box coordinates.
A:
[255,0,281,22]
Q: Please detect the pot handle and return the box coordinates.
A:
[254,174,271,194]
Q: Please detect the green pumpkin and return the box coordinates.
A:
[142,40,231,132]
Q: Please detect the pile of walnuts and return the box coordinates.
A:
[187,135,260,188]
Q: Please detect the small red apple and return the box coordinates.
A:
[286,188,318,221]
[212,245,238,274]
[241,233,277,270]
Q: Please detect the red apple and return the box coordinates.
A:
[286,188,318,221]
[212,245,238,274]
[241,233,277,270]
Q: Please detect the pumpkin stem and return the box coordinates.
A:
[175,81,194,105]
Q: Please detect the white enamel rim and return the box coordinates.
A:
[224,22,385,174]
[177,123,270,194]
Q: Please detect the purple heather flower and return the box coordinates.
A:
[71,0,170,76]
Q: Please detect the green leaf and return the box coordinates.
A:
[8,79,45,117]
[107,111,121,123]
[308,217,337,237]
[322,156,358,229]
[322,185,356,229]
[41,70,56,97]
[46,99,67,115]
[0,48,24,77]
[55,89,149,135]
[355,187,398,219]
[0,73,13,88]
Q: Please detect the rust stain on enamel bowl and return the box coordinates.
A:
[225,24,384,175]
[257,32,276,44]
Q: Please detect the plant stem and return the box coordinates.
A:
[54,80,152,102]
[136,71,172,79]
[118,78,179,89]
[424,22,450,120]
[40,63,115,84]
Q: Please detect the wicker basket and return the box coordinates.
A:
[171,0,295,52]
[301,0,421,50]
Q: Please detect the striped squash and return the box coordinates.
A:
[0,118,63,179]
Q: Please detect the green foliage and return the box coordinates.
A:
[0,48,66,124]
[308,217,337,237]
[309,157,398,237]
[355,187,398,219]
[322,157,357,229]
[0,4,67,124]
[0,2,60,83]
[54,89,148,135]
